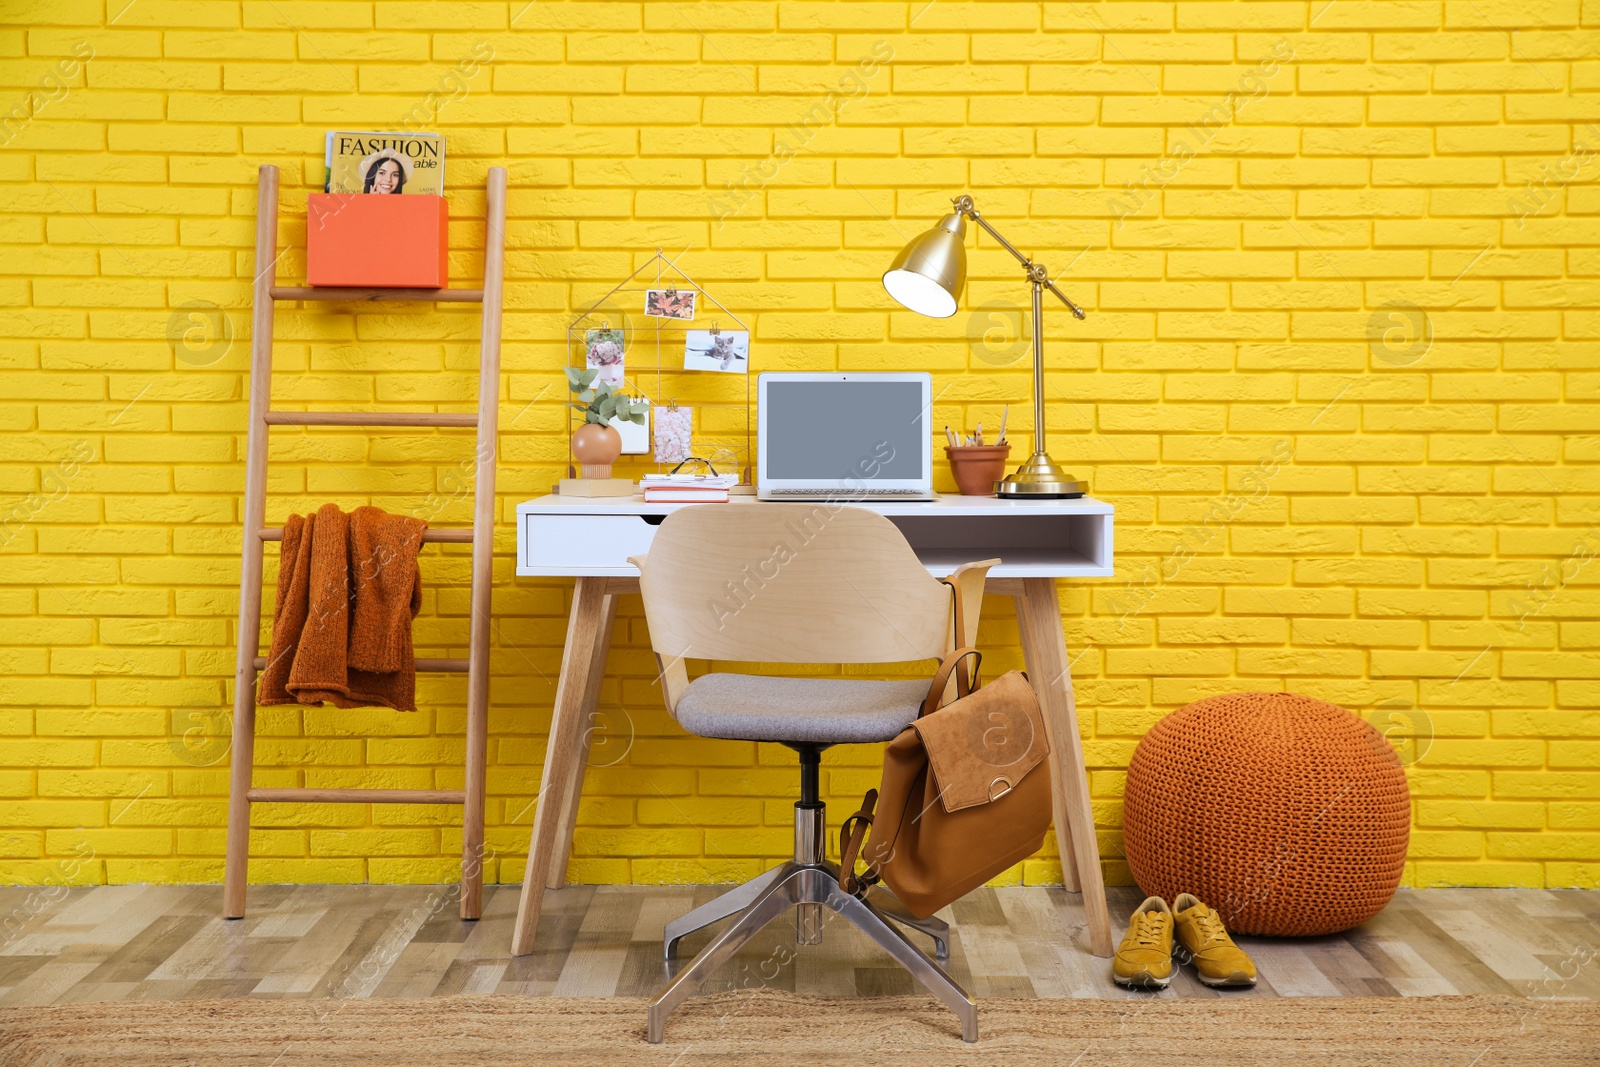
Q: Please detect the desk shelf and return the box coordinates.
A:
[515,494,1114,579]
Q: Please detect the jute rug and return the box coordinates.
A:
[2,990,1596,1066]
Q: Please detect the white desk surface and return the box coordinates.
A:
[516,492,1114,517]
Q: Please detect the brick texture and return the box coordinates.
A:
[1,0,1597,891]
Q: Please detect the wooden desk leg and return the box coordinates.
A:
[511,577,610,956]
[1016,577,1114,958]
[1014,593,1080,894]
[546,592,617,889]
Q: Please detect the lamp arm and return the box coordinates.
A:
[1041,276,1086,320]
[954,195,1087,320]
[963,207,1032,269]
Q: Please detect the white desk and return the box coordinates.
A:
[510,493,1116,958]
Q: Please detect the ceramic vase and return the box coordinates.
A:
[572,422,623,479]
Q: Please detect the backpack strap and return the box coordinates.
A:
[838,788,879,895]
[941,575,967,652]
[921,647,981,718]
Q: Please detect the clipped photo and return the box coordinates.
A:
[653,406,692,463]
[683,329,748,374]
[584,328,625,387]
[644,288,696,319]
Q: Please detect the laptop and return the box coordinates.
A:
[757,372,936,500]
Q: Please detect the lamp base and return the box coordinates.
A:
[994,450,1086,499]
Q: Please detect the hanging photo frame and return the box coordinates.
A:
[566,249,752,483]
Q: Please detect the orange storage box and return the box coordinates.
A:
[306,193,449,289]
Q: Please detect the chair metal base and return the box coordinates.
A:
[649,861,976,1044]
[663,863,951,962]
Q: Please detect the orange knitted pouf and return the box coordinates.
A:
[1122,692,1410,937]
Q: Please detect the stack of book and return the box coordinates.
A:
[640,473,739,503]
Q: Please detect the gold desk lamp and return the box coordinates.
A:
[883,194,1087,498]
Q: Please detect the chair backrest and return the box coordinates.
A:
[633,502,954,672]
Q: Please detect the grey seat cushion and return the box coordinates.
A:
[675,673,931,744]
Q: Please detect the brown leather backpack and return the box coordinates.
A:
[840,644,1053,919]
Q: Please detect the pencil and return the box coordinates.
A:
[997,405,1009,443]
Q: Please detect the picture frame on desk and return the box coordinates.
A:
[611,401,649,454]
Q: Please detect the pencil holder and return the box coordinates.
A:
[945,444,1011,496]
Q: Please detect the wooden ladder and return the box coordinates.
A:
[223,163,507,921]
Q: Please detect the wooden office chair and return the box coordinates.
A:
[630,502,996,1043]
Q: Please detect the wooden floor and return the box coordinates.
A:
[2,883,1597,1007]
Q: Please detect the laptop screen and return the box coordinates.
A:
[764,379,927,481]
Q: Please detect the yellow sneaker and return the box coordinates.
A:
[1112,895,1174,988]
[1173,893,1257,987]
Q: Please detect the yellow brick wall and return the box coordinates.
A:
[1,0,1597,893]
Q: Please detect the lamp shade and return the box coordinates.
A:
[882,211,966,319]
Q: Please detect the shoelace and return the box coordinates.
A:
[1191,909,1229,945]
[1131,911,1166,947]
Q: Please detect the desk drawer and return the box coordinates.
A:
[520,513,658,575]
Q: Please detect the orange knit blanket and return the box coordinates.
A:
[257,503,428,712]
